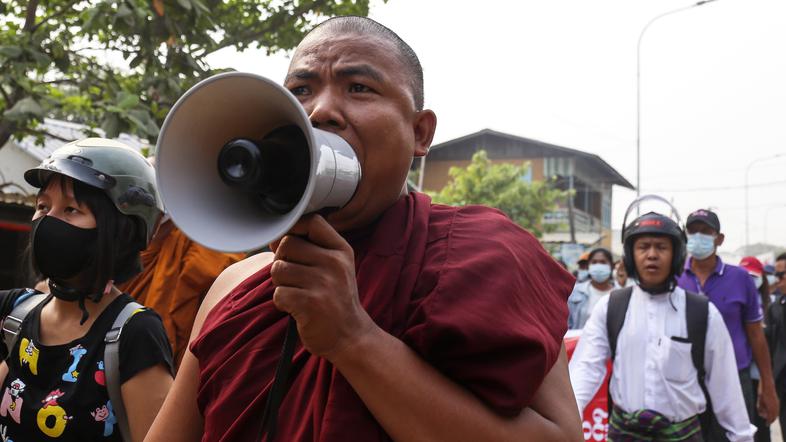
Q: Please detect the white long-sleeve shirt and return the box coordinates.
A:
[569,285,756,442]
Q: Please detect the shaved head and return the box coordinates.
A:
[295,16,424,110]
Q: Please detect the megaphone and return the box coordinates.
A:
[155,72,361,252]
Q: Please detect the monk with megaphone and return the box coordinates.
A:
[146,16,581,442]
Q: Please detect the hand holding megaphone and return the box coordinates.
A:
[155,72,361,252]
[268,213,373,359]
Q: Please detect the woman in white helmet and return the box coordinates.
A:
[0,138,173,441]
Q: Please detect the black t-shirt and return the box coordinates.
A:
[0,289,173,441]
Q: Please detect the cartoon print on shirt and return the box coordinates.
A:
[0,423,13,442]
[0,379,25,424]
[62,344,87,383]
[19,338,39,375]
[94,361,106,386]
[91,400,116,437]
[37,389,72,438]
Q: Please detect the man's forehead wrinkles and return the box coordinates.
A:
[294,34,397,66]
[288,52,390,84]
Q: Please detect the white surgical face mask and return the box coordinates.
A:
[577,269,589,282]
[752,275,763,289]
[686,233,716,260]
[589,263,612,283]
[767,274,778,287]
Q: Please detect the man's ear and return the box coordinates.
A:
[716,233,725,247]
[412,109,437,157]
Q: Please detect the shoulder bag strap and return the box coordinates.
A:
[2,291,47,354]
[104,301,145,442]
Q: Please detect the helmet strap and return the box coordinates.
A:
[638,276,676,295]
[48,279,110,325]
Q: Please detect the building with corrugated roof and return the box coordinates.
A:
[413,129,633,260]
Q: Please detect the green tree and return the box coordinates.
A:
[430,150,568,238]
[0,0,372,149]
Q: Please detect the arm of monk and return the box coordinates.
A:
[333,335,583,442]
[145,246,582,442]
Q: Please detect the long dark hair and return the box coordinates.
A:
[31,175,146,293]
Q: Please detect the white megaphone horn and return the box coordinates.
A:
[155,72,361,252]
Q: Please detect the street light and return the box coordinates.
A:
[746,153,786,249]
[636,0,719,197]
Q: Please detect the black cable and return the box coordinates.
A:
[257,316,299,442]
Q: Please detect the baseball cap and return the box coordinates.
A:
[686,209,721,233]
[740,256,764,276]
[578,251,591,264]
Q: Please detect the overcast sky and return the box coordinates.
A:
[207,0,786,254]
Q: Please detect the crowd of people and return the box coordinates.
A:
[2,12,780,442]
[569,207,786,441]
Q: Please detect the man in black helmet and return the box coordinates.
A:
[570,211,755,441]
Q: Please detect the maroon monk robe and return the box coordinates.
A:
[190,192,574,442]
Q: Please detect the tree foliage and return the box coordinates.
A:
[430,150,568,238]
[0,0,372,148]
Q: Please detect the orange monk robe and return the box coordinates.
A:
[119,220,244,368]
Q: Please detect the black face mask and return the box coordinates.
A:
[31,215,97,282]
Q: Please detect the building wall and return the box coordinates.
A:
[0,142,38,195]
[418,131,629,250]
[0,143,39,289]
[421,157,545,192]
[601,227,613,250]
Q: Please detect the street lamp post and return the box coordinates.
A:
[636,0,719,197]
[745,153,786,249]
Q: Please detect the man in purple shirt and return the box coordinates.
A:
[677,209,779,439]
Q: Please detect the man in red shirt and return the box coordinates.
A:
[147,16,581,441]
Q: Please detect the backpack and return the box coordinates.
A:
[1,290,143,442]
[605,286,711,414]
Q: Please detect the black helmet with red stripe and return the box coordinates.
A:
[621,195,687,284]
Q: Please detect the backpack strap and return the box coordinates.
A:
[685,291,709,380]
[104,301,145,442]
[605,286,633,413]
[606,286,634,362]
[2,291,47,355]
[685,291,711,438]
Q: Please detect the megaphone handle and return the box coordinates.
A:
[257,315,299,442]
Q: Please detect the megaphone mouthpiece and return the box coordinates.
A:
[217,139,264,186]
[218,125,311,214]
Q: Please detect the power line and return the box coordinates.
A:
[643,179,786,193]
